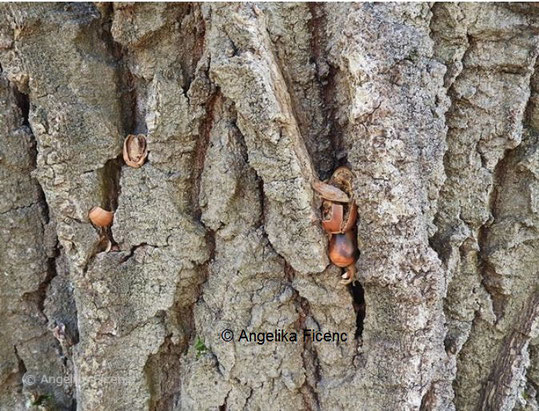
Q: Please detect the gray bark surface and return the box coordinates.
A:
[0,3,538,411]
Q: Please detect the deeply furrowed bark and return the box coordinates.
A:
[0,3,538,411]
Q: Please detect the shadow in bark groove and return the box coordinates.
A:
[308,3,345,180]
[192,91,221,222]
[350,281,366,339]
[98,2,138,135]
[13,85,63,333]
[419,383,436,411]
[12,86,29,127]
[96,156,122,248]
[144,336,184,411]
[7,76,79,409]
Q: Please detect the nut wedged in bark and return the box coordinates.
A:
[123,134,148,168]
[322,202,344,233]
[88,207,114,227]
[328,231,357,267]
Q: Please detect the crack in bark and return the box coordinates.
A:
[350,281,366,339]
[478,291,539,410]
[192,91,221,222]
[419,381,436,411]
[96,156,123,249]
[429,4,471,266]
[81,8,133,271]
[15,86,62,333]
[478,53,539,324]
[295,289,322,411]
[218,389,230,411]
[477,145,514,323]
[12,345,27,386]
[20,244,59,325]
[6,76,79,408]
[308,3,345,179]
[99,3,137,135]
[144,335,184,411]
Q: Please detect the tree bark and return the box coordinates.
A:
[0,3,538,411]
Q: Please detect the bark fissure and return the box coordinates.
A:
[350,281,366,339]
[478,292,539,410]
[307,3,345,178]
[100,3,137,135]
[297,294,322,411]
[13,345,27,375]
[18,85,62,334]
[192,91,220,221]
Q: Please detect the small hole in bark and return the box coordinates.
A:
[444,335,457,354]
[351,281,365,338]
[336,156,349,169]
[13,88,30,127]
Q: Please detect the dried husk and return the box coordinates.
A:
[123,134,148,168]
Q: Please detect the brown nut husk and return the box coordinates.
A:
[341,201,357,233]
[328,166,355,194]
[123,134,148,168]
[330,166,357,232]
[88,207,114,227]
[312,180,349,203]
[317,166,357,233]
[322,202,344,233]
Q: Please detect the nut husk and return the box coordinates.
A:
[328,166,355,195]
[322,202,344,233]
[123,134,148,168]
[312,180,349,203]
[319,166,358,233]
[341,201,357,232]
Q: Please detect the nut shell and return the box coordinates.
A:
[328,231,357,267]
[322,202,344,233]
[312,180,349,203]
[321,199,357,234]
[329,166,355,194]
[123,134,148,168]
[341,201,358,233]
[88,207,114,227]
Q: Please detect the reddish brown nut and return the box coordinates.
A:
[123,134,148,168]
[88,207,114,227]
[322,202,344,233]
[328,231,357,268]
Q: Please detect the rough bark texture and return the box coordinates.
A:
[0,3,538,411]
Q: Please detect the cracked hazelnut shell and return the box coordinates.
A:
[88,206,114,227]
[123,134,148,168]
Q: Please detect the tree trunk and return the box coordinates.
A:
[0,3,538,411]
